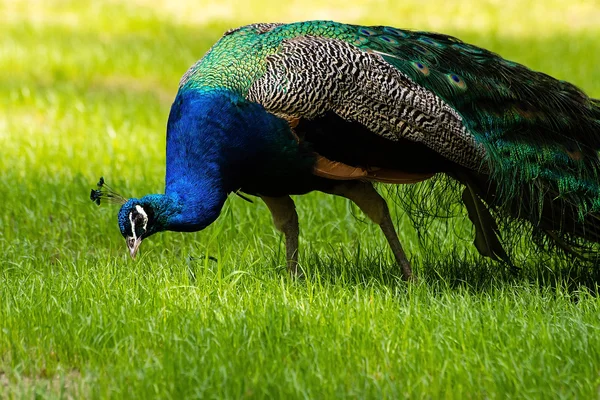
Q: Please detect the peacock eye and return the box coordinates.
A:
[133,213,145,225]
[134,224,146,238]
[129,205,149,239]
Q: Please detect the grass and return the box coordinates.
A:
[2,0,600,398]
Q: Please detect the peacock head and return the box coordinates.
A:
[116,197,167,258]
[91,178,173,259]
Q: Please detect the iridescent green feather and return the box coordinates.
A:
[342,25,600,221]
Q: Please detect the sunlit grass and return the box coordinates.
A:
[1,0,600,398]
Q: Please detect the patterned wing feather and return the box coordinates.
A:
[248,35,485,170]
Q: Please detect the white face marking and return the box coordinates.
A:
[129,205,149,240]
[129,212,137,241]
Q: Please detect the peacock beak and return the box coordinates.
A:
[126,236,143,259]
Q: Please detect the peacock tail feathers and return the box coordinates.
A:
[179,20,600,263]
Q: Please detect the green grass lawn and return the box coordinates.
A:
[2,0,600,398]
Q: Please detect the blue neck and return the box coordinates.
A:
[160,88,294,231]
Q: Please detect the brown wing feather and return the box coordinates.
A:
[313,154,434,183]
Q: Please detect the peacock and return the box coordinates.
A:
[91,21,600,280]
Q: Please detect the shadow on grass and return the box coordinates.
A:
[298,246,600,295]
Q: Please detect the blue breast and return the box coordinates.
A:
[165,88,319,198]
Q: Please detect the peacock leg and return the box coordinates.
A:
[260,195,300,277]
[324,182,414,281]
